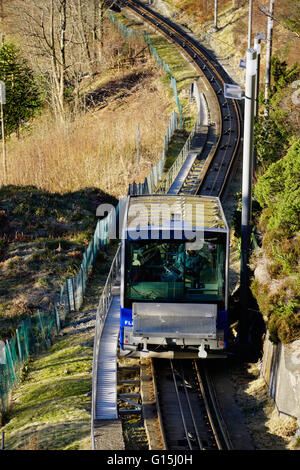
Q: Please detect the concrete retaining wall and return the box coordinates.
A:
[260,334,300,421]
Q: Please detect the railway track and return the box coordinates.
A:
[114,4,241,450]
[93,2,242,449]
[120,0,241,199]
[153,359,232,450]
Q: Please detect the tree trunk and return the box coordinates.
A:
[78,0,93,75]
[49,0,62,119]
[98,2,105,63]
[58,0,67,117]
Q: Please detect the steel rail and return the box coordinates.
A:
[150,357,169,449]
[179,361,204,450]
[122,0,223,193]
[153,359,230,450]
[198,361,233,450]
[218,97,242,199]
[117,2,240,450]
[92,2,241,450]
[194,360,233,450]
[193,360,223,449]
[169,359,194,450]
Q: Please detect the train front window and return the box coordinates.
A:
[125,237,226,305]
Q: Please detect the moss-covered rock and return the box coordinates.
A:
[251,140,300,344]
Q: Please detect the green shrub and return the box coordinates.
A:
[255,58,300,169]
[252,139,300,343]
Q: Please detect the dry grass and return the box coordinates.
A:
[20,434,40,450]
[0,16,172,198]
[2,61,170,198]
[233,362,298,449]
[1,249,118,451]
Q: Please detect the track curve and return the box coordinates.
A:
[105,2,243,451]
[119,0,241,199]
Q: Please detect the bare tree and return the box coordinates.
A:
[97,0,117,61]
[4,0,122,119]
[5,0,100,119]
[5,1,69,118]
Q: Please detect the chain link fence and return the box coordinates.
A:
[0,309,60,415]
[128,109,178,195]
[0,204,120,416]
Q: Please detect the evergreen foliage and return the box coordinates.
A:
[252,141,300,344]
[251,56,300,344]
[255,57,300,169]
[254,140,300,236]
[0,42,42,137]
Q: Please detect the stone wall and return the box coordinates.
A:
[260,334,300,422]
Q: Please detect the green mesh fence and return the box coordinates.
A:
[0,308,60,415]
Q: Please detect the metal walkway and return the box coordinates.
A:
[168,152,199,194]
[167,92,209,195]
[95,295,120,420]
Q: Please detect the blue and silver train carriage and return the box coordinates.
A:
[119,194,229,358]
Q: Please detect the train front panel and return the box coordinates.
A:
[120,231,228,358]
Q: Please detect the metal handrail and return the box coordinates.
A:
[155,113,201,194]
[91,244,121,449]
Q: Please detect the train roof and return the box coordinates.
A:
[126,194,228,232]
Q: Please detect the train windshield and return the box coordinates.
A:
[125,234,226,306]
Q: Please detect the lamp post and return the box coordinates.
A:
[240,48,257,343]
[224,48,258,345]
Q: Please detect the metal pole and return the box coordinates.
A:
[254,37,262,118]
[264,0,275,116]
[240,48,257,344]
[1,101,6,185]
[248,0,253,49]
[137,123,140,166]
[253,36,262,175]
[16,328,23,365]
[214,0,218,30]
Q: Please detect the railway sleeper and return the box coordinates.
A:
[118,393,142,415]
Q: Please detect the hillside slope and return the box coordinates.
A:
[156,0,300,343]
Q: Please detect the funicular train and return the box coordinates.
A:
[119,194,229,358]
